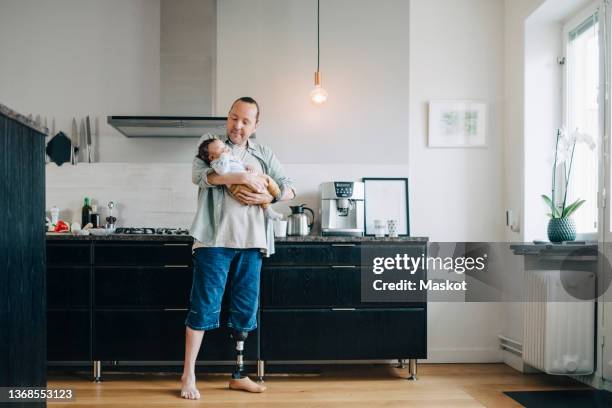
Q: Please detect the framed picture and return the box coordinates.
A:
[362,178,410,236]
[428,100,487,147]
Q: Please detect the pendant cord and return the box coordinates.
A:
[317,0,320,72]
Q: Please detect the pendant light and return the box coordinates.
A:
[310,0,328,105]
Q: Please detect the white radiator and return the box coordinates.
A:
[523,270,595,375]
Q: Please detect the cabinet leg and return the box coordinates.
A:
[396,358,406,369]
[257,360,265,383]
[407,359,417,380]
[93,360,102,383]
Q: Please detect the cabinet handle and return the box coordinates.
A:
[331,265,357,269]
[164,308,188,311]
[331,308,356,311]
[164,243,190,247]
[164,265,190,268]
[331,244,356,247]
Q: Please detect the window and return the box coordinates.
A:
[563,8,600,235]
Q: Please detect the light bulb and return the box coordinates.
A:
[310,85,328,105]
[310,71,328,105]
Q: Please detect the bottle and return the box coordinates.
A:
[89,205,100,228]
[81,197,92,227]
[50,206,60,226]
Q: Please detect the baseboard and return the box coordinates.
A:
[423,347,503,363]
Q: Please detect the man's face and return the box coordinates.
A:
[227,101,258,146]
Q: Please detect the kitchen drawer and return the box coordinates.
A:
[94,241,192,266]
[261,309,426,360]
[93,311,257,361]
[46,242,91,266]
[265,243,361,266]
[95,266,191,308]
[261,266,425,308]
[261,266,354,308]
[48,310,91,361]
[47,266,91,308]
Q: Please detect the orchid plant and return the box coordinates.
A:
[541,128,596,219]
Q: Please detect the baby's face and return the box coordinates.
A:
[207,140,230,161]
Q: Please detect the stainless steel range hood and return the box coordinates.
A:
[107,116,226,138]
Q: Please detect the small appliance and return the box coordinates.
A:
[320,181,364,236]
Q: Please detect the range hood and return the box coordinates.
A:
[107,116,226,138]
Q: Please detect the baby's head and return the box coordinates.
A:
[197,138,229,164]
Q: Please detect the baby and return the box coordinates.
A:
[198,138,280,209]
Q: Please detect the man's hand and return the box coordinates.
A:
[240,173,267,193]
[235,190,274,206]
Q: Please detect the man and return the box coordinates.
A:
[180,97,295,400]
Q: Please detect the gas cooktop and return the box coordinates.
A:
[114,227,190,235]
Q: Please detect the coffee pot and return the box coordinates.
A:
[287,204,315,236]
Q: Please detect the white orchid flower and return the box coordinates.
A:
[573,130,596,150]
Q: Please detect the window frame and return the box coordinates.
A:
[561,0,602,240]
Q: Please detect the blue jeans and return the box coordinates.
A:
[185,247,262,332]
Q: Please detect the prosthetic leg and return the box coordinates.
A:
[229,330,267,393]
[231,330,248,380]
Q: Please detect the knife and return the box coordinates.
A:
[79,118,86,163]
[71,118,79,165]
[86,116,92,163]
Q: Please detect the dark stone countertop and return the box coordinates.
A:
[46,232,428,243]
[0,103,48,135]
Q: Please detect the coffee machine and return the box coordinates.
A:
[320,181,365,236]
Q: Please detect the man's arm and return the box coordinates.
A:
[262,146,296,202]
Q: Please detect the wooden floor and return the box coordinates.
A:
[47,363,588,407]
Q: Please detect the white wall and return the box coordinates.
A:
[216,0,412,164]
[409,0,505,363]
[0,0,204,162]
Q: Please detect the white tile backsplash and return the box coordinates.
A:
[46,162,411,229]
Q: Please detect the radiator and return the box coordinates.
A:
[523,270,595,375]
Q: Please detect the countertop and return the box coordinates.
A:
[0,103,48,134]
[46,232,428,243]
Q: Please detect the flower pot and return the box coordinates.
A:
[547,217,576,243]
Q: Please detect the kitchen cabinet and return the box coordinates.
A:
[261,308,426,360]
[46,243,92,362]
[260,241,427,380]
[1,107,47,399]
[46,238,258,381]
[46,236,427,382]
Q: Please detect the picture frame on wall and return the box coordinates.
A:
[362,178,410,236]
[428,100,487,147]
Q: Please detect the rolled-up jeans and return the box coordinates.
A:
[185,247,262,332]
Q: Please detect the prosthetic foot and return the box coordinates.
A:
[228,330,266,393]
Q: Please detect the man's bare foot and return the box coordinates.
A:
[180,374,201,400]
[228,377,267,393]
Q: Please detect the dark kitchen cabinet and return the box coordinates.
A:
[94,266,192,308]
[90,240,245,369]
[94,241,192,266]
[46,242,92,362]
[261,308,426,360]
[1,110,47,400]
[94,311,257,361]
[260,241,427,379]
[47,310,91,361]
[46,237,427,382]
